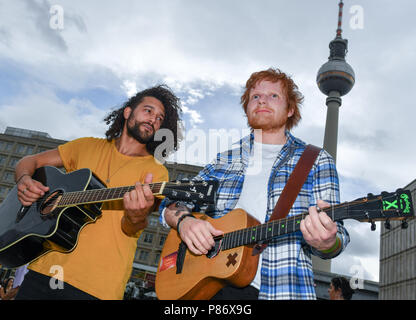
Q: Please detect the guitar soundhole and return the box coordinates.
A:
[40,191,62,216]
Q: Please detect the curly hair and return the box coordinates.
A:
[104,84,182,158]
[331,277,355,300]
[240,68,304,131]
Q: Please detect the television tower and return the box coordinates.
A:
[317,0,355,163]
[314,0,355,274]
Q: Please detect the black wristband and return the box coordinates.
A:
[176,213,195,234]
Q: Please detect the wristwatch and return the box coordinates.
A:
[174,201,195,211]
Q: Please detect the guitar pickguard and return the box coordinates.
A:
[206,238,222,259]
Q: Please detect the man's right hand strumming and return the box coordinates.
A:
[164,202,223,255]
[16,174,49,206]
[14,149,63,207]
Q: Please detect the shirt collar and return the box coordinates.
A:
[235,130,299,164]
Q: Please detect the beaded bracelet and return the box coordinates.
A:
[320,236,341,254]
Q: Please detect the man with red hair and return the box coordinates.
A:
[160,68,350,300]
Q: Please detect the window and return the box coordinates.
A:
[16,144,26,154]
[8,158,19,168]
[138,250,149,261]
[5,142,13,152]
[143,233,153,244]
[3,171,14,183]
[176,172,187,181]
[148,216,158,227]
[26,146,34,155]
[159,235,166,246]
[0,155,6,166]
[0,186,10,197]
[154,252,161,265]
[0,141,11,151]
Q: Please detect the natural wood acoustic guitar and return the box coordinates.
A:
[156,189,413,300]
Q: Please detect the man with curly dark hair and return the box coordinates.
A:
[104,85,182,158]
[14,84,182,300]
[329,276,355,300]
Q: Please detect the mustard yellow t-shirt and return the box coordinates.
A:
[29,137,168,300]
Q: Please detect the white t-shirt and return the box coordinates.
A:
[234,140,283,290]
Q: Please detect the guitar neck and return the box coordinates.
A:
[57,182,166,207]
[219,203,352,250]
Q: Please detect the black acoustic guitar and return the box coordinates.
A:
[0,166,218,269]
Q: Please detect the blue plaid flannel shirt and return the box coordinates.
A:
[159,131,350,300]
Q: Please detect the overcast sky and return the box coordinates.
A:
[1,0,415,282]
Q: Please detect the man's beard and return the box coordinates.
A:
[247,113,288,131]
[126,119,155,144]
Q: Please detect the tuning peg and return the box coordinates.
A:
[370,221,376,231]
[384,220,391,230]
[401,220,408,229]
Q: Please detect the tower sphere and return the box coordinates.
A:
[316,0,355,97]
[316,59,355,96]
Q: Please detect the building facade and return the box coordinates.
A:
[379,179,416,299]
[0,127,66,203]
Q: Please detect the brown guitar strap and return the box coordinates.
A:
[253,144,322,255]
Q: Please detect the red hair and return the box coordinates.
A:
[240,68,303,131]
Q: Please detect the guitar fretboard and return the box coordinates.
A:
[218,202,353,250]
[57,183,165,207]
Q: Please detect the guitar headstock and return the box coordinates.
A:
[161,180,218,204]
[347,189,414,224]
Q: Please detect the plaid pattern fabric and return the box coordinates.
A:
[160,131,350,300]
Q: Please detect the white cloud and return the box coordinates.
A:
[181,105,203,127]
[121,80,138,98]
[1,0,415,283]
[0,86,107,141]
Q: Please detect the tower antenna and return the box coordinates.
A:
[316,0,355,163]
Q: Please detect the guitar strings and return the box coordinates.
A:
[58,189,209,207]
[61,181,208,197]
[24,181,212,209]
[57,181,211,206]
[213,196,396,246]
